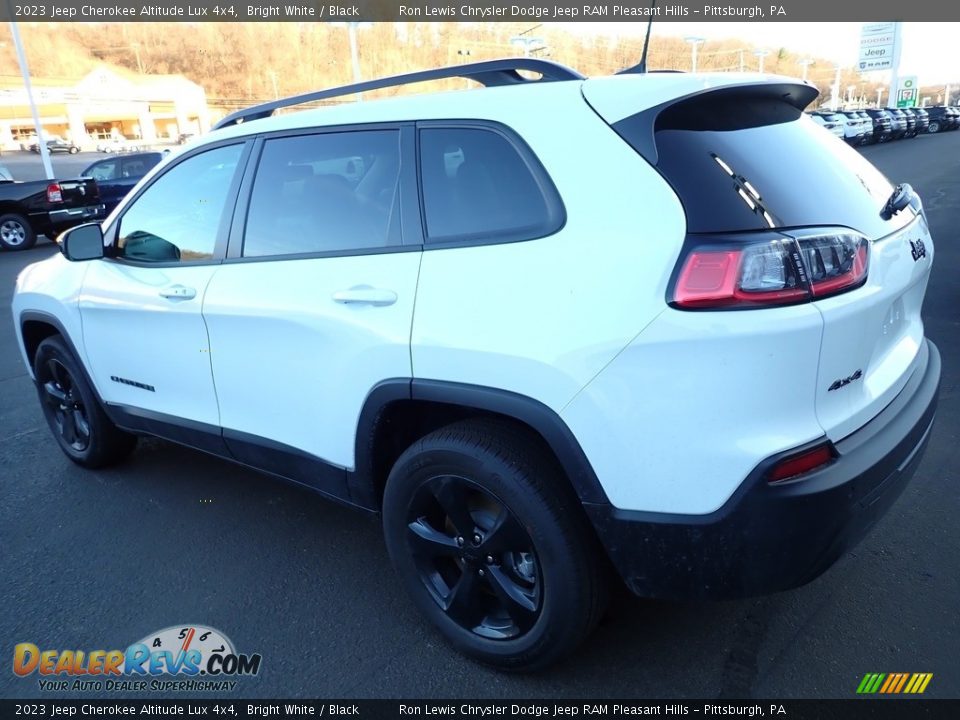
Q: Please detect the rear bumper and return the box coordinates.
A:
[48,204,105,230]
[585,339,940,600]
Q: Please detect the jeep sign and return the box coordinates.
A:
[858,22,900,72]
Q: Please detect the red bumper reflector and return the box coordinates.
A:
[767,443,835,483]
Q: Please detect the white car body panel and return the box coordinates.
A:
[811,216,934,440]
[561,304,826,514]
[410,91,686,412]
[79,261,222,427]
[12,253,89,378]
[202,253,421,469]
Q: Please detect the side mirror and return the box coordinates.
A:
[59,223,104,261]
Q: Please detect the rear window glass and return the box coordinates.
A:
[418,127,563,244]
[638,97,913,238]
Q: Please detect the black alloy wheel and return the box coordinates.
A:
[39,357,91,452]
[33,335,137,467]
[383,419,608,671]
[405,474,541,640]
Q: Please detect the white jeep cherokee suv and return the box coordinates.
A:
[12,60,940,671]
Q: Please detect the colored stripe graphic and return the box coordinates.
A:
[857,673,933,694]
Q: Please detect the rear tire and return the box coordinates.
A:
[928,121,940,133]
[383,419,608,672]
[0,212,36,251]
[34,336,137,468]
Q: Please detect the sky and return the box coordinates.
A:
[574,22,958,84]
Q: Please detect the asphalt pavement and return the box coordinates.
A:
[0,132,957,700]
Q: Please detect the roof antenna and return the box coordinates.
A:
[617,1,657,74]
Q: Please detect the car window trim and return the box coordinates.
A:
[413,119,566,249]
[102,138,254,268]
[224,122,418,263]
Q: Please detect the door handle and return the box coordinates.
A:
[159,285,197,300]
[332,286,397,307]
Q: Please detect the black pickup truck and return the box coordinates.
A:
[0,175,103,251]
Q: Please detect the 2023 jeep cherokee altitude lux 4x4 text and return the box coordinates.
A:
[13,60,940,671]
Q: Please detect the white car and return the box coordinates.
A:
[96,137,141,153]
[12,60,940,671]
[809,111,846,140]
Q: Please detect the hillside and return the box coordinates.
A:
[0,22,934,109]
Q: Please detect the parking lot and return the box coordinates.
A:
[0,132,957,699]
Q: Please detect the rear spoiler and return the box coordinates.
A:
[608,82,819,165]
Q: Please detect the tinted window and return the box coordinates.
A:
[419,127,559,243]
[243,130,400,257]
[121,154,162,179]
[642,97,912,238]
[85,159,120,181]
[116,144,242,263]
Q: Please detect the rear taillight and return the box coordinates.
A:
[46,183,62,203]
[672,230,869,310]
[767,441,835,484]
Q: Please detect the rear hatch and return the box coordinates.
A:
[583,76,934,440]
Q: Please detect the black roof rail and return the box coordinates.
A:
[213,58,585,130]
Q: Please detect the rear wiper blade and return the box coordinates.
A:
[880,183,922,220]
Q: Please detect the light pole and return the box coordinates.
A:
[753,49,770,73]
[332,22,371,100]
[684,36,705,73]
[9,22,53,180]
[798,58,813,82]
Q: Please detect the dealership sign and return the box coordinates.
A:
[859,22,901,72]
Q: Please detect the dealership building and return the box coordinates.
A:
[0,64,211,150]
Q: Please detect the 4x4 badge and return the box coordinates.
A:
[910,239,927,262]
[829,369,863,392]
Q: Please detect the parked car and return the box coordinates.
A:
[810,112,844,140]
[908,107,930,135]
[925,106,957,133]
[12,61,940,671]
[810,111,850,142]
[833,111,868,145]
[0,174,101,250]
[864,109,894,143]
[949,107,960,130]
[96,137,143,154]
[882,108,907,140]
[30,137,81,154]
[892,108,918,138]
[845,111,874,144]
[81,151,164,216]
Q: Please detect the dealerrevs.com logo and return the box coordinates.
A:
[13,625,262,692]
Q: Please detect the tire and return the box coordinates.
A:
[33,336,137,468]
[0,212,36,251]
[383,419,608,672]
[69,146,79,154]
[928,121,940,133]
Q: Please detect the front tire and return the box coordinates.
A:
[383,419,608,672]
[928,121,940,133]
[34,336,137,468]
[0,212,36,251]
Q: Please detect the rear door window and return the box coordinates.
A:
[242,130,401,258]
